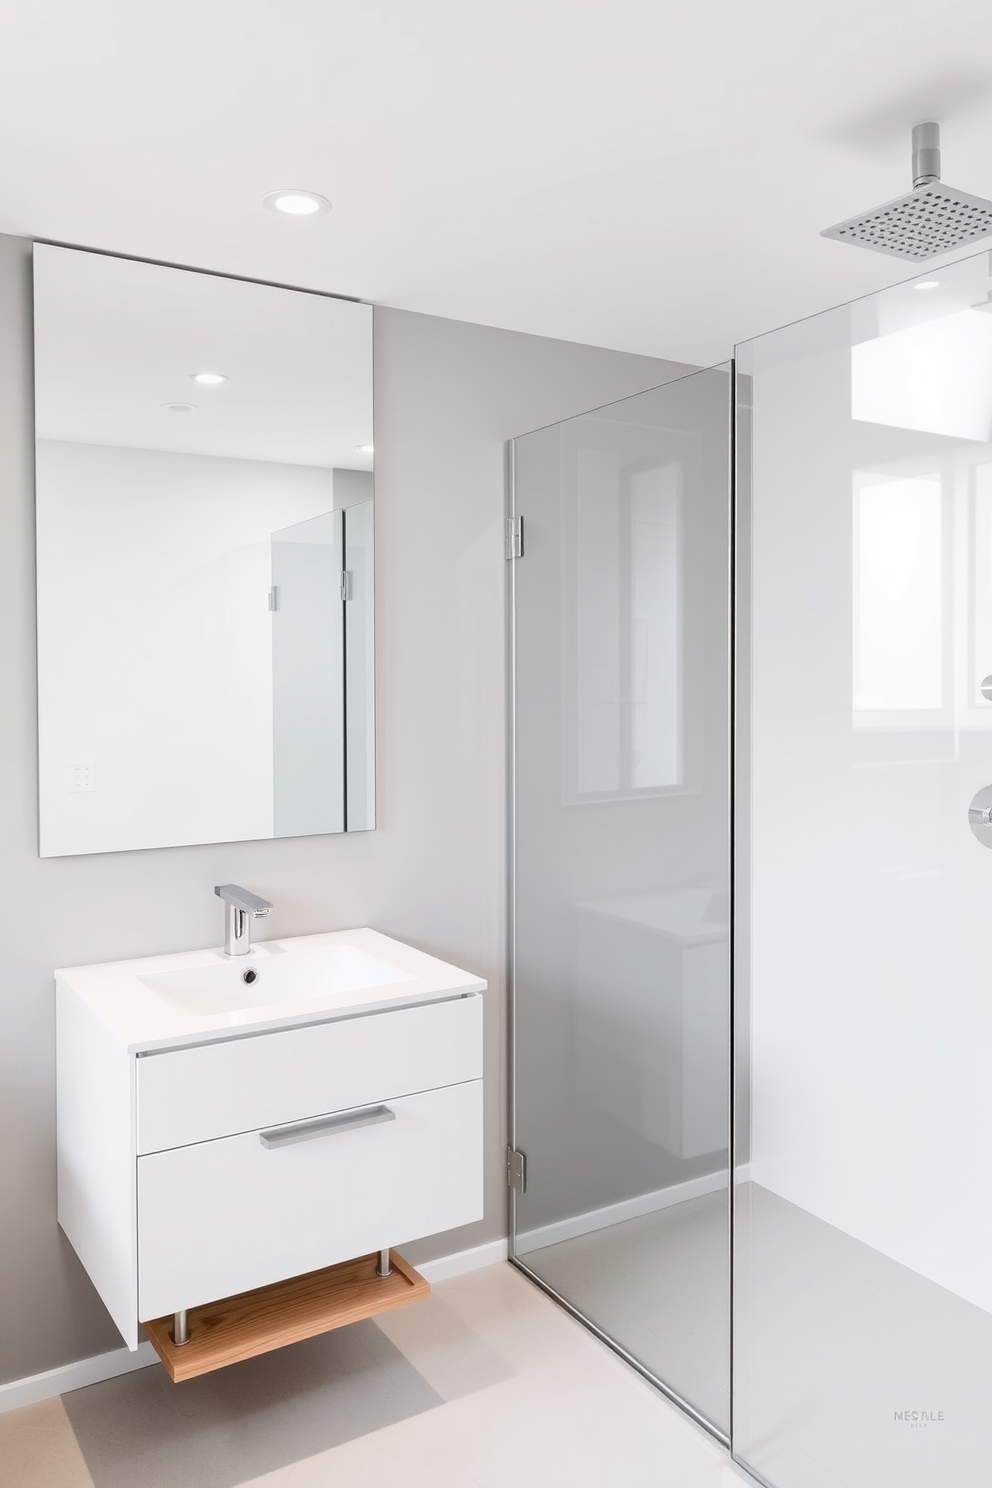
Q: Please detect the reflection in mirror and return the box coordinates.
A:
[33,245,374,856]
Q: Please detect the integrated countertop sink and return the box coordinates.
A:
[140,943,415,1016]
[56,927,485,1052]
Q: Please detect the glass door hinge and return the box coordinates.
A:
[340,571,352,602]
[507,1147,527,1192]
[505,516,524,560]
[268,586,279,611]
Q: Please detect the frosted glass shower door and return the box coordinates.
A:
[509,367,732,1436]
[736,253,992,1488]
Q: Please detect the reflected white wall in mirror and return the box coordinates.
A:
[34,245,374,856]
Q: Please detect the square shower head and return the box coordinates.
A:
[821,181,992,261]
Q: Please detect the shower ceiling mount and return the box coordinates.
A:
[821,123,992,261]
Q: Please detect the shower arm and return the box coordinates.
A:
[912,122,940,189]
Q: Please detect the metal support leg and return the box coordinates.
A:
[375,1248,392,1277]
[172,1309,190,1346]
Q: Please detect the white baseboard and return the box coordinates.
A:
[514,1170,729,1255]
[0,1341,158,1415]
[0,1237,510,1414]
[416,1238,508,1282]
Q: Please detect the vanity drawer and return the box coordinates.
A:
[136,993,482,1154]
[137,1079,483,1319]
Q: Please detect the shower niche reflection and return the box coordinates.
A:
[33,245,374,856]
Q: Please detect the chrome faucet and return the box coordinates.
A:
[214,884,272,956]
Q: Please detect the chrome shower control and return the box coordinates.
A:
[981,674,992,702]
[968,787,992,845]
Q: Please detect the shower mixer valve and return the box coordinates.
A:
[968,788,992,845]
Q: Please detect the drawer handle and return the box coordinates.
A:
[259,1104,396,1149]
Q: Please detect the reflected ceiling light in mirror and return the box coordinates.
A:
[161,401,197,414]
[189,371,228,385]
[914,280,941,291]
[356,444,374,453]
[262,190,331,217]
[852,309,992,442]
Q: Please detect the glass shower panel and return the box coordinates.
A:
[510,366,732,1436]
[736,253,992,1488]
[271,509,345,836]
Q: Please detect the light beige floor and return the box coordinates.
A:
[1,1263,750,1488]
[520,1189,730,1432]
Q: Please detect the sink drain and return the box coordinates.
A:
[242,968,258,984]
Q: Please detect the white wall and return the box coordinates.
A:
[0,230,689,1384]
[749,337,992,1313]
[36,440,336,855]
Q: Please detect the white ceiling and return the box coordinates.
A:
[4,0,992,366]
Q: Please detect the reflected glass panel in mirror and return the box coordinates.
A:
[34,245,374,856]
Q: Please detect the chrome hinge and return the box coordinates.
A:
[505,515,523,560]
[340,571,352,602]
[507,1146,527,1193]
[268,586,279,611]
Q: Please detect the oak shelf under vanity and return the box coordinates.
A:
[145,1249,429,1382]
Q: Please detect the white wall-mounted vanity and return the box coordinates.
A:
[56,928,484,1369]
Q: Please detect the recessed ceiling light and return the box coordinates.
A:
[914,280,941,291]
[356,444,374,453]
[161,402,197,413]
[263,189,331,217]
[189,371,228,385]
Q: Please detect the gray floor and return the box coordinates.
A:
[735,1183,992,1488]
[518,1183,992,1488]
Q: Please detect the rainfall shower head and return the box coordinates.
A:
[821,123,992,261]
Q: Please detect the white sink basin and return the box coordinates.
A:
[139,943,416,1015]
[56,927,486,1051]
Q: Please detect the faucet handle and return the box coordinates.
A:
[215,884,273,916]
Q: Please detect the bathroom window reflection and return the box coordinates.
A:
[852,472,946,717]
[852,311,992,443]
[565,452,682,801]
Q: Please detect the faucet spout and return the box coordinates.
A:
[214,884,273,956]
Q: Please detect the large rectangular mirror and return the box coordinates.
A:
[34,245,374,856]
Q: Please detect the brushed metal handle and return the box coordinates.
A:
[259,1104,395,1149]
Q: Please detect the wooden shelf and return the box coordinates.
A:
[144,1250,429,1382]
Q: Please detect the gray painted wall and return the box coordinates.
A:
[0,229,691,1384]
